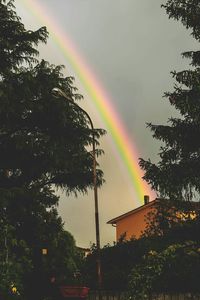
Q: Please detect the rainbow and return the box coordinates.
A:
[18,0,155,204]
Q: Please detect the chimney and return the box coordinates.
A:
[144,195,149,205]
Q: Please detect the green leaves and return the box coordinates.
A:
[0,13,105,193]
[128,241,200,299]
[0,1,48,74]
[162,0,200,41]
[0,1,105,298]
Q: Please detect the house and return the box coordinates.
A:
[107,196,200,241]
[107,195,155,241]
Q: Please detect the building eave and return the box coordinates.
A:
[107,199,157,225]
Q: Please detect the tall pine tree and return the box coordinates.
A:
[140,0,200,201]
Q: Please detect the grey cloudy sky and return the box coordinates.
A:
[17,0,198,247]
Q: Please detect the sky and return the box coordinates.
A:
[16,0,198,248]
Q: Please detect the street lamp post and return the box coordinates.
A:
[51,87,102,290]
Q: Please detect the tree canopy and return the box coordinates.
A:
[0,0,105,195]
[0,0,105,298]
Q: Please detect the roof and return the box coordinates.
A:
[107,198,200,225]
[107,199,156,225]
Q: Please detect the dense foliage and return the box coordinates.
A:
[128,241,200,300]
[83,237,169,291]
[84,240,147,290]
[0,0,105,298]
[143,198,200,239]
[0,0,105,193]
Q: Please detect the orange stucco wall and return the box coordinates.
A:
[116,205,154,240]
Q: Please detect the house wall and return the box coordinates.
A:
[116,205,155,240]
